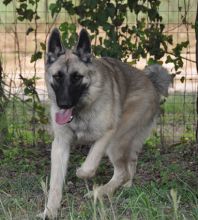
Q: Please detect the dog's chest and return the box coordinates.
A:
[70,113,110,144]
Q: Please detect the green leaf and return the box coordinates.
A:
[26,27,34,35]
[29,0,35,5]
[3,0,12,5]
[49,3,61,18]
[24,87,32,95]
[25,9,35,21]
[24,98,32,103]
[59,22,69,32]
[106,3,116,18]
[16,6,35,21]
[31,51,42,63]
[20,3,27,9]
[178,6,182,12]
[167,35,173,45]
[18,16,24,22]
[147,58,158,65]
[180,76,185,83]
[40,42,46,51]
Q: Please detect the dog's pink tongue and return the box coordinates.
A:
[55,109,73,125]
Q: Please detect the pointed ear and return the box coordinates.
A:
[46,28,65,64]
[75,29,91,63]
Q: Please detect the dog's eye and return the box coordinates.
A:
[53,71,63,81]
[70,72,83,84]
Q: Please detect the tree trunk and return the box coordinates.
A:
[195,2,198,142]
[0,60,8,144]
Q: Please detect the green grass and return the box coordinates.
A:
[158,93,196,143]
[164,94,196,115]
[1,141,198,220]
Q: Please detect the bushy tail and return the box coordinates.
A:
[144,64,172,97]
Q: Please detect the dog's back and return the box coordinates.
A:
[90,58,171,192]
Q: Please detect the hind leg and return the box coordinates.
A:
[94,101,155,198]
[94,157,131,198]
[122,142,142,187]
[123,157,138,187]
[94,132,143,198]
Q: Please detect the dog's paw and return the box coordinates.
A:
[84,190,94,199]
[37,208,57,220]
[76,167,96,179]
[36,212,47,219]
[93,185,114,201]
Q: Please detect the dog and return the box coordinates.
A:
[40,28,171,219]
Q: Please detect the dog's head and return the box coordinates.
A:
[45,28,101,125]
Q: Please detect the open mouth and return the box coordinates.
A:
[55,108,73,125]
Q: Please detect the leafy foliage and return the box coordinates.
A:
[59,22,78,49]
[30,51,42,63]
[2,0,12,6]
[2,0,48,146]
[3,0,190,84]
[10,0,40,22]
[47,0,189,67]
[19,74,49,141]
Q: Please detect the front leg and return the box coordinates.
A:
[44,132,72,219]
[76,129,114,179]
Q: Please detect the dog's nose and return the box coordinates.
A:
[58,103,73,109]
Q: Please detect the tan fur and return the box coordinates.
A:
[40,30,171,219]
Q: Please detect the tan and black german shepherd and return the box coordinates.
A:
[40,28,171,219]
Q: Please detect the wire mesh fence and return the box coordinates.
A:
[0,0,197,146]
